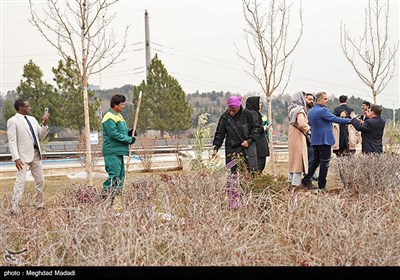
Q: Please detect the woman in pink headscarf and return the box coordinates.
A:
[212,95,261,173]
[212,95,261,210]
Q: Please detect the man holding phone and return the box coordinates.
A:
[7,100,50,215]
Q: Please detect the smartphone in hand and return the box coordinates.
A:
[44,108,49,116]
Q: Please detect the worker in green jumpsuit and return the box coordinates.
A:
[101,94,136,200]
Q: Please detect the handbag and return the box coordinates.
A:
[305,134,311,146]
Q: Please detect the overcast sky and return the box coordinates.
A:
[1,0,399,109]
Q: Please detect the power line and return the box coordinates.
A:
[0,52,58,59]
[170,71,251,92]
[152,41,399,100]
[153,48,246,72]
[153,41,245,67]
[0,41,144,64]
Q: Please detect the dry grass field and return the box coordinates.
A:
[0,154,399,266]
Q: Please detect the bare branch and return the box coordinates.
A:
[29,0,129,185]
[340,0,399,103]
[238,0,303,175]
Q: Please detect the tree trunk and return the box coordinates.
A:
[267,94,276,176]
[83,84,93,186]
[81,0,93,186]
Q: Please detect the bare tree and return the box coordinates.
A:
[238,0,303,174]
[29,0,128,185]
[340,0,399,104]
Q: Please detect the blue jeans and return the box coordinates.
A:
[303,145,331,189]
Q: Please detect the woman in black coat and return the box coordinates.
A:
[212,96,261,173]
[245,96,270,173]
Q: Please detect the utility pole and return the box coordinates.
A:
[145,10,151,80]
[97,1,102,89]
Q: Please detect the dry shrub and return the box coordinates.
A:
[135,137,156,172]
[0,169,399,266]
[73,185,100,204]
[335,153,400,194]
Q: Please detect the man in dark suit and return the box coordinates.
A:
[359,101,371,122]
[333,95,354,117]
[351,104,386,154]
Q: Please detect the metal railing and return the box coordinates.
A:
[0,137,290,161]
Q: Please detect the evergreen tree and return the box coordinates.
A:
[52,58,101,136]
[16,60,58,122]
[3,100,15,123]
[132,54,192,137]
[1,91,18,129]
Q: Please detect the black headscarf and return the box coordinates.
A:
[245,96,262,121]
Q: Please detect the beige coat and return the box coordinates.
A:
[332,123,361,151]
[288,109,310,173]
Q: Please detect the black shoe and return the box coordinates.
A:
[302,180,317,190]
[312,177,319,181]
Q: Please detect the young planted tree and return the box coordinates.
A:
[29,0,128,185]
[132,54,192,137]
[238,0,303,174]
[340,0,399,104]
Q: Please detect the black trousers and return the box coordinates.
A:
[303,145,331,189]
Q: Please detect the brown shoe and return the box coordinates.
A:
[302,180,317,190]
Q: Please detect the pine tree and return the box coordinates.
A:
[52,58,101,136]
[132,54,192,137]
[16,60,59,123]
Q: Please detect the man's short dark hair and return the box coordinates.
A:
[305,93,315,100]
[110,94,126,108]
[370,104,382,116]
[362,101,371,108]
[339,95,347,103]
[14,99,27,111]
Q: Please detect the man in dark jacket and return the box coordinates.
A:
[359,101,371,122]
[333,95,354,117]
[212,95,261,173]
[351,104,386,154]
[245,96,269,173]
[101,94,136,199]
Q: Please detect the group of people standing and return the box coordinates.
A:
[288,92,386,192]
[6,91,386,214]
